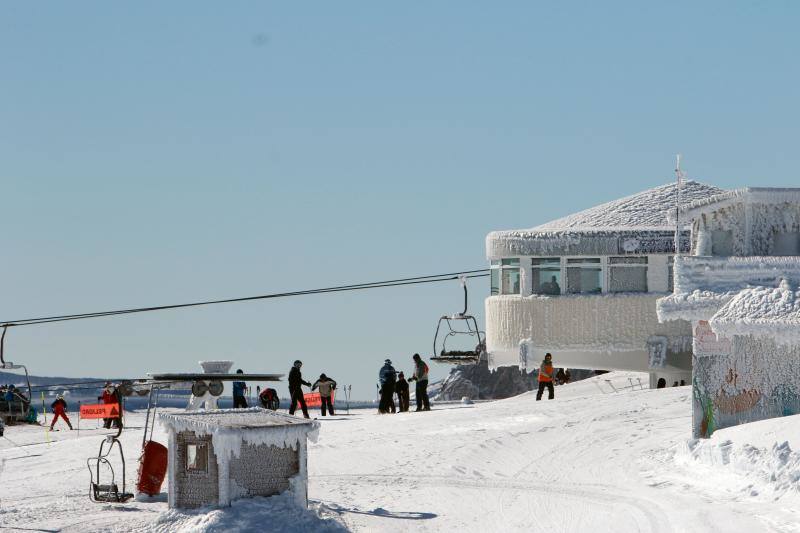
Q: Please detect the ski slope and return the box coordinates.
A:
[1,371,799,532]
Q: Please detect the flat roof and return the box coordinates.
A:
[160,408,316,431]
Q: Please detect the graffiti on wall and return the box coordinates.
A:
[692,322,800,438]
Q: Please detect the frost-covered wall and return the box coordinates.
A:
[161,409,318,509]
[691,322,800,438]
[486,294,691,372]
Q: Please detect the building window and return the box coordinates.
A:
[489,259,520,295]
[608,257,648,293]
[711,230,733,256]
[186,443,208,472]
[667,256,674,292]
[500,259,520,295]
[490,261,500,296]
[773,231,800,256]
[566,258,602,294]
[532,258,561,295]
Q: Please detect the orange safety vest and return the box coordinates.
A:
[538,362,554,383]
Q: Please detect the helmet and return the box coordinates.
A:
[320,373,327,379]
[236,369,244,374]
[413,353,421,360]
[384,359,392,365]
[294,360,302,368]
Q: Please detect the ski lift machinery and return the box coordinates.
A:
[431,277,487,365]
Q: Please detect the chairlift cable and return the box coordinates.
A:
[0,269,489,328]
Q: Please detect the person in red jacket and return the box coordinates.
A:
[536,353,555,401]
[100,383,122,429]
[50,394,73,430]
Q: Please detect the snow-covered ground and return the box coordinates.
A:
[2,371,800,532]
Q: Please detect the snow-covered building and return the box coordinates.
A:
[486,181,724,387]
[160,408,319,509]
[657,187,800,438]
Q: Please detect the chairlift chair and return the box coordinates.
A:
[87,425,134,503]
[0,326,33,424]
[431,278,487,365]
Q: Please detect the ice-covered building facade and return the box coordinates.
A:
[657,187,800,438]
[486,181,725,387]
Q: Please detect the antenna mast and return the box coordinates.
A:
[674,154,684,257]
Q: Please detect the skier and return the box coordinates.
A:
[49,393,73,431]
[408,353,431,411]
[311,373,337,416]
[100,383,122,429]
[259,387,280,410]
[395,371,410,412]
[536,353,555,401]
[288,360,311,418]
[232,369,248,408]
[378,359,397,414]
[555,368,566,385]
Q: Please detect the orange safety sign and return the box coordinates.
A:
[303,391,334,408]
[80,403,121,419]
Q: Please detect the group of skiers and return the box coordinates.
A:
[378,353,430,414]
[46,381,125,431]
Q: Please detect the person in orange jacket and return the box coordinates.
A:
[536,353,555,401]
[50,394,73,430]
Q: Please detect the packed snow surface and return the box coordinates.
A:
[2,372,800,532]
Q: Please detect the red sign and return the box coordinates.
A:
[80,403,121,419]
[303,391,334,408]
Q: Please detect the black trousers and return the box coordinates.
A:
[233,395,248,408]
[397,391,409,412]
[536,381,554,401]
[379,384,396,413]
[415,380,430,411]
[321,396,334,416]
[289,388,309,418]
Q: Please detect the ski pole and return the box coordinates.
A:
[41,391,46,425]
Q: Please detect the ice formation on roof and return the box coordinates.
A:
[670,187,800,224]
[710,280,800,344]
[531,180,724,232]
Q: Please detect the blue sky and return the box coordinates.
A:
[2,2,798,398]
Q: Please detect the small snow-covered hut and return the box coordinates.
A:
[160,408,319,509]
[657,187,800,438]
[485,180,723,387]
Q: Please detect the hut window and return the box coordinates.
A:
[565,258,602,294]
[608,257,648,293]
[532,258,561,295]
[499,259,520,295]
[186,443,208,472]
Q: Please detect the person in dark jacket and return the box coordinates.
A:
[288,360,311,418]
[378,359,397,414]
[408,353,430,411]
[311,373,337,416]
[395,371,410,412]
[50,394,73,430]
[232,369,248,408]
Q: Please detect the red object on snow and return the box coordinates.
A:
[137,440,168,496]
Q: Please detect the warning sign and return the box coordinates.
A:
[303,391,334,408]
[80,403,121,419]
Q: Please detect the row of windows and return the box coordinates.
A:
[491,257,664,296]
